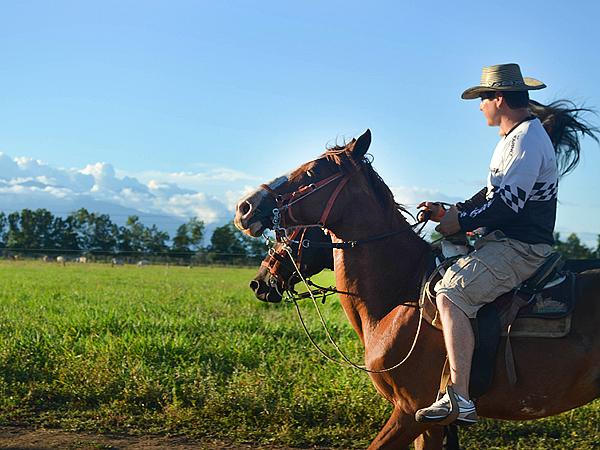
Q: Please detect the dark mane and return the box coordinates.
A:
[322,141,415,223]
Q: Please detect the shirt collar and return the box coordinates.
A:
[503,115,536,139]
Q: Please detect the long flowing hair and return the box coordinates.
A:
[529,99,599,177]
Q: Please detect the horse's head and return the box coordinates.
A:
[234,129,373,238]
[250,226,333,303]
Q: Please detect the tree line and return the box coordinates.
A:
[0,208,266,264]
[1,208,599,264]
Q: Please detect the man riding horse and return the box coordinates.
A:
[416,63,558,425]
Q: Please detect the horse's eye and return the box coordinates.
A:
[307,170,314,177]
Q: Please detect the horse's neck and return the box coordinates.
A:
[331,213,429,342]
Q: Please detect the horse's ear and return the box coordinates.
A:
[351,129,371,160]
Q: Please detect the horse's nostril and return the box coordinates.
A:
[249,280,260,292]
[240,201,252,216]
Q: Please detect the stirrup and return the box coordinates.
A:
[437,385,460,426]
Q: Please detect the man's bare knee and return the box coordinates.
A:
[436,293,452,313]
[436,294,470,320]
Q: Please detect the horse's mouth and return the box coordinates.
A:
[235,218,264,237]
[249,279,283,303]
[233,204,271,238]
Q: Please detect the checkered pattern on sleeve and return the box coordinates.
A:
[528,182,558,201]
[498,184,527,213]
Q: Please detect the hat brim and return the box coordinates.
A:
[461,77,546,100]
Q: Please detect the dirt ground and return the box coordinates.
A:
[0,427,332,450]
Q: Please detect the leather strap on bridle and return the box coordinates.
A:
[318,175,351,227]
[261,172,346,228]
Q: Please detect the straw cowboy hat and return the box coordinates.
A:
[461,63,546,100]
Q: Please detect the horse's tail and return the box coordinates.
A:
[529,99,599,177]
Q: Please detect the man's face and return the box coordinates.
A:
[479,92,501,127]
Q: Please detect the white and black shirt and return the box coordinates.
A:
[458,117,558,245]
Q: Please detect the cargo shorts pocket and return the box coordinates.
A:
[453,254,511,286]
[437,253,513,307]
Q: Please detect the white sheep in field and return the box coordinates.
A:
[111,258,124,267]
[56,256,66,266]
[137,260,149,267]
[77,256,88,263]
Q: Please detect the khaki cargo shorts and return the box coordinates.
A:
[434,230,553,318]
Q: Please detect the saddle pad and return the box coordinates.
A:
[502,314,571,338]
[516,272,575,319]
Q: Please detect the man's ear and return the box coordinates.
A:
[495,93,505,108]
[351,129,371,160]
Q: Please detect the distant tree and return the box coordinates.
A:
[53,216,80,252]
[120,216,146,253]
[0,212,6,247]
[188,217,205,250]
[5,211,21,248]
[172,224,191,253]
[172,218,205,254]
[208,221,247,262]
[553,232,594,259]
[89,213,118,252]
[34,209,58,250]
[142,225,170,254]
[69,208,92,250]
[596,234,600,259]
[116,226,133,253]
[5,209,55,251]
[67,208,118,253]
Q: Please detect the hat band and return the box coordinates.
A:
[483,80,526,88]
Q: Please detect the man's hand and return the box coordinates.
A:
[435,205,461,236]
[417,201,446,223]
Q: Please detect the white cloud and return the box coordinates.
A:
[0,152,234,236]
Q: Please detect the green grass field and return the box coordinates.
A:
[0,261,598,449]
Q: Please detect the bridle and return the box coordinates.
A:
[261,170,350,240]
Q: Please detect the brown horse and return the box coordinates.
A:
[235,130,600,449]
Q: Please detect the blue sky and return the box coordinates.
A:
[1,1,599,244]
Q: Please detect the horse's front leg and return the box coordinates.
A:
[413,427,443,450]
[413,425,460,450]
[368,406,427,450]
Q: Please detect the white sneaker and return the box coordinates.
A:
[415,391,478,426]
